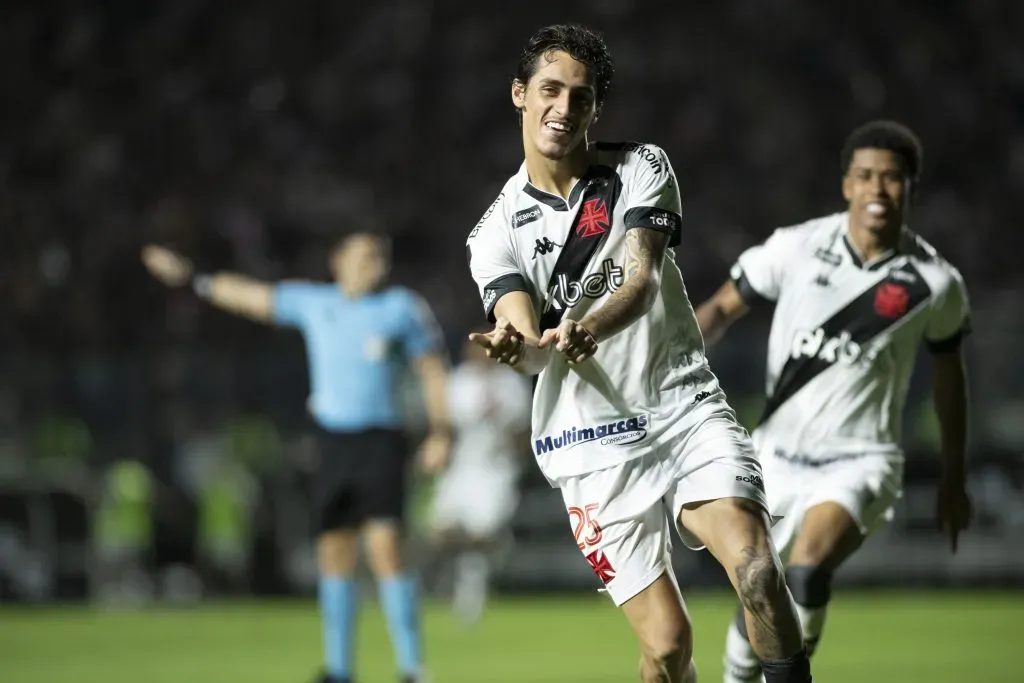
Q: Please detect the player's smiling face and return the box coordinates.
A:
[842,148,909,233]
[512,50,598,161]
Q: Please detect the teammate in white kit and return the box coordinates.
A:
[695,121,972,682]
[465,24,812,683]
[430,336,532,624]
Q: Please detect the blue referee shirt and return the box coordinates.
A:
[273,283,443,432]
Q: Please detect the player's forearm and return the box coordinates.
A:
[695,301,730,347]
[510,341,550,376]
[933,359,969,482]
[194,273,274,323]
[578,277,658,343]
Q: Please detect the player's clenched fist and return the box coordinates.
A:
[539,318,597,365]
[467,317,526,366]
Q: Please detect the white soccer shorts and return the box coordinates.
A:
[431,467,519,539]
[757,447,903,560]
[554,408,769,606]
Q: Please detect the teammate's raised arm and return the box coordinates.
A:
[694,279,750,347]
[141,245,274,322]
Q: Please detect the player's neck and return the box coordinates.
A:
[846,219,901,262]
[524,142,590,200]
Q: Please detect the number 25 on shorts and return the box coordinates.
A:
[568,503,603,551]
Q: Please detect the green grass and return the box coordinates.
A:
[0,590,1018,682]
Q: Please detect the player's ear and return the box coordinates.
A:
[841,172,854,203]
[511,79,527,111]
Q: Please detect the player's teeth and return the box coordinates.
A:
[866,202,886,215]
[547,122,569,131]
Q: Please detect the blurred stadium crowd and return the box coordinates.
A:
[1,1,1023,600]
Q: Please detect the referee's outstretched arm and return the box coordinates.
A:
[142,244,274,322]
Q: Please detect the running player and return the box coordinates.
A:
[466,23,812,683]
[429,335,532,624]
[142,234,450,683]
[694,120,972,682]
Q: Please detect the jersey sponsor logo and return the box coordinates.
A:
[735,474,765,492]
[513,204,543,229]
[532,237,561,260]
[813,274,832,288]
[790,328,862,364]
[874,283,910,318]
[534,414,649,455]
[544,258,623,311]
[576,197,610,238]
[469,192,504,238]
[620,142,665,174]
[814,248,842,266]
[481,287,498,313]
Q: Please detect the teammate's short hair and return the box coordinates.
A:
[840,120,923,190]
[514,24,614,113]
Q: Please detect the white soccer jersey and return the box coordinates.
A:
[466,142,723,482]
[447,363,532,474]
[732,211,971,460]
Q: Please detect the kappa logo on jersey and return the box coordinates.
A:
[513,204,543,230]
[532,237,561,260]
[874,283,910,318]
[791,328,862,365]
[534,414,649,455]
[576,197,610,238]
[544,258,623,311]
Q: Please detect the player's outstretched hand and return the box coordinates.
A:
[539,318,597,365]
[467,317,526,366]
[936,477,971,553]
[141,245,194,287]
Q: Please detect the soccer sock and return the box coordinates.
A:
[452,551,490,624]
[319,575,358,681]
[723,605,763,683]
[785,565,832,656]
[760,649,811,683]
[378,574,421,676]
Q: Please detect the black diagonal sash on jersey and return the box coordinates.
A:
[538,165,621,330]
[759,262,932,425]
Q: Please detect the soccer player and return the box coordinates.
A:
[465,24,812,683]
[694,121,972,682]
[429,335,532,624]
[142,234,451,683]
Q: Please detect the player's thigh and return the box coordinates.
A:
[557,459,674,609]
[665,415,772,554]
[787,501,864,570]
[782,455,902,569]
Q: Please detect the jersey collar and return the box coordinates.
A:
[517,160,597,212]
[840,214,906,271]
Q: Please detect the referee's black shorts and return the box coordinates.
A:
[311,426,411,535]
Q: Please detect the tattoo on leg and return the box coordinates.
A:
[734,545,801,659]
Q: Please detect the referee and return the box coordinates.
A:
[143,233,451,683]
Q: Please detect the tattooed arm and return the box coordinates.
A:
[578,227,671,342]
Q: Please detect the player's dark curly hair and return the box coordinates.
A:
[514,24,614,113]
[840,120,923,189]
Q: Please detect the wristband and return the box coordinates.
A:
[192,274,213,299]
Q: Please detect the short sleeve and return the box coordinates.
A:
[925,267,971,353]
[397,291,445,359]
[622,144,683,247]
[731,228,796,304]
[466,192,529,322]
[273,281,317,327]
